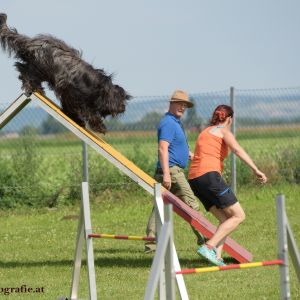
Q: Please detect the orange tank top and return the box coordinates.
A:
[188,126,229,180]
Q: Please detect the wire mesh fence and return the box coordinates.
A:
[0,86,299,208]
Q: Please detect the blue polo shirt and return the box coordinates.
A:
[157,112,189,169]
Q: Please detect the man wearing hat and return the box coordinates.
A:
[145,89,205,253]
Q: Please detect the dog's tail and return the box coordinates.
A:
[0,13,7,28]
[0,13,12,52]
[0,13,31,58]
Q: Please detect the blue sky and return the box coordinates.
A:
[0,0,300,104]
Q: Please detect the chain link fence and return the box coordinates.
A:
[0,87,299,208]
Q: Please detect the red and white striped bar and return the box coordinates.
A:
[88,233,155,242]
[176,259,284,275]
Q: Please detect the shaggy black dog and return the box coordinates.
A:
[0,13,131,133]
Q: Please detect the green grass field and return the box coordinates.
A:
[0,184,299,299]
[0,128,300,298]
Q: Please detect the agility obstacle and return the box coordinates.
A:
[1,93,299,300]
[176,259,284,275]
[147,195,299,299]
[88,233,155,242]
[167,195,299,300]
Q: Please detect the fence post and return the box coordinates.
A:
[276,194,291,300]
[230,87,236,194]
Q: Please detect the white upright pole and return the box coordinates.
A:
[82,182,97,300]
[276,194,291,300]
[154,184,165,299]
[286,221,300,282]
[164,205,175,299]
[144,184,188,300]
[70,207,85,299]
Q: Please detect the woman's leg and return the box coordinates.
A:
[207,206,228,258]
[206,202,245,257]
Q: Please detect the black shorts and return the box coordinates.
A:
[189,171,237,211]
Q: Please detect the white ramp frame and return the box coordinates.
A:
[276,194,291,300]
[145,183,188,300]
[145,201,175,299]
[286,221,300,282]
[70,182,97,300]
[276,194,300,300]
[0,94,30,130]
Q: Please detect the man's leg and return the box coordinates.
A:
[145,206,156,253]
[170,167,206,245]
[144,173,162,253]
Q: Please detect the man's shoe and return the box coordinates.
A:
[216,258,226,266]
[144,242,156,254]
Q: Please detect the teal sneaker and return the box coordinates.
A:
[216,258,226,266]
[197,245,224,266]
[212,248,227,266]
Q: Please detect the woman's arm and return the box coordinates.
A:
[222,128,267,183]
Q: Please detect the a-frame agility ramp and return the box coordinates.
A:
[0,92,253,299]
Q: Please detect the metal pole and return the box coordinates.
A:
[70,207,85,299]
[276,194,291,300]
[154,183,165,299]
[164,205,175,300]
[144,217,172,300]
[82,182,97,300]
[230,87,236,195]
[82,142,89,182]
[286,221,300,282]
[145,185,188,300]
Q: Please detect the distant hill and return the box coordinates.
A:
[117,91,300,124]
[1,89,300,133]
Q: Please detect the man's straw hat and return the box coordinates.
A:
[169,90,194,108]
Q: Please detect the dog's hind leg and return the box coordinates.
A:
[15,62,45,96]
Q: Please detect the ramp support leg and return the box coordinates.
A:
[70,182,97,300]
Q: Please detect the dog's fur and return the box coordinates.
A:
[0,13,131,133]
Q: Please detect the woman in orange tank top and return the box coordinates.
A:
[188,105,267,266]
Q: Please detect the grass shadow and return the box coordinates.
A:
[0,253,154,269]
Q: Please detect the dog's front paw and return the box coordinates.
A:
[88,117,107,134]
